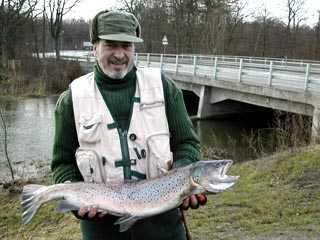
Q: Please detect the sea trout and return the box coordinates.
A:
[21,160,239,231]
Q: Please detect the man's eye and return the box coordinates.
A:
[102,42,132,49]
[121,44,132,49]
[104,43,114,47]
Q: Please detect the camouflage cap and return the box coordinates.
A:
[90,10,143,44]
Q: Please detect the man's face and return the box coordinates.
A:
[93,40,135,79]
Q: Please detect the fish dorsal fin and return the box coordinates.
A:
[114,215,141,232]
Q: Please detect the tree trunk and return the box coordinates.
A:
[42,3,47,59]
[0,108,15,182]
[1,25,8,67]
[54,37,60,60]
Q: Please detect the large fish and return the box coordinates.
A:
[21,160,239,231]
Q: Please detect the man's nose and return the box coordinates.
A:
[112,46,126,58]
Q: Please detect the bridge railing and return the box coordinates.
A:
[135,53,320,93]
[46,51,320,93]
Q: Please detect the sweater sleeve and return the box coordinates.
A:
[162,73,201,168]
[51,89,83,183]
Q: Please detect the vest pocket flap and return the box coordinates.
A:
[75,148,106,183]
[146,132,173,178]
[79,114,102,126]
[140,101,164,110]
[78,115,102,143]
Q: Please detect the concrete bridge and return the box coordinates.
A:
[56,51,320,138]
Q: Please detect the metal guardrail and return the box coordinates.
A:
[134,53,320,93]
[47,51,320,93]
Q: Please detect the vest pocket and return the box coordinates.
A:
[146,132,173,178]
[75,148,106,183]
[78,115,102,144]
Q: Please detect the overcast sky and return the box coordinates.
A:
[66,0,320,27]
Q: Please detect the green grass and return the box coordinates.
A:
[186,146,320,239]
[0,177,81,240]
[0,146,319,239]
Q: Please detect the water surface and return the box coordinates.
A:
[0,96,273,182]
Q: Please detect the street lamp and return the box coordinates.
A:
[162,35,168,55]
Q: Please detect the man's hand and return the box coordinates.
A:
[180,194,207,210]
[77,207,108,219]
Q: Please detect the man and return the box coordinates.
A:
[51,10,206,240]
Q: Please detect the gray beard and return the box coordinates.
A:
[99,61,134,79]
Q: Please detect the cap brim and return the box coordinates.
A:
[98,33,143,43]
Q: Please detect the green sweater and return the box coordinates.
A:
[51,64,200,183]
[51,64,200,240]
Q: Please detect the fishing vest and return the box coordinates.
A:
[70,67,172,183]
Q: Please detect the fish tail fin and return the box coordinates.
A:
[21,184,47,225]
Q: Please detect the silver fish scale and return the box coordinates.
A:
[60,167,192,206]
[118,169,191,204]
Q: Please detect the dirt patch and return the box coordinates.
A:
[294,171,320,191]
[255,231,319,240]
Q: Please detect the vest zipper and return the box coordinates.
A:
[119,129,132,179]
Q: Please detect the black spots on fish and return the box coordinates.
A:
[148,174,187,201]
[121,172,189,204]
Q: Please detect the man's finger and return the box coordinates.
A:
[166,160,172,170]
[196,194,207,205]
[78,207,88,217]
[181,197,190,210]
[87,207,97,218]
[190,195,199,209]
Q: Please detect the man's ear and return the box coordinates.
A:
[93,43,98,57]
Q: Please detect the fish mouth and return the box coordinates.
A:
[220,160,238,180]
[221,160,233,177]
[208,160,239,192]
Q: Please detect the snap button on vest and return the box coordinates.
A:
[102,156,107,166]
[141,149,146,158]
[129,133,137,141]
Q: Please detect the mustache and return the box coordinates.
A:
[108,56,129,65]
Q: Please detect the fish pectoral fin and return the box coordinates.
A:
[57,200,79,213]
[114,215,140,232]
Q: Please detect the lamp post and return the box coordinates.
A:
[162,35,168,55]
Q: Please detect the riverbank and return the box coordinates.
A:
[0,58,82,97]
[0,145,319,239]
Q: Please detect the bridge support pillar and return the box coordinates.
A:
[197,86,215,119]
[312,106,320,141]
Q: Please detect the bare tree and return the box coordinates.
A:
[120,0,147,17]
[253,7,274,56]
[285,0,306,56]
[42,0,47,58]
[286,0,306,32]
[201,5,227,54]
[198,0,245,54]
[0,0,38,66]
[29,4,44,62]
[0,108,14,182]
[223,0,247,53]
[315,10,320,59]
[47,0,81,59]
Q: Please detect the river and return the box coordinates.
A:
[0,96,275,182]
